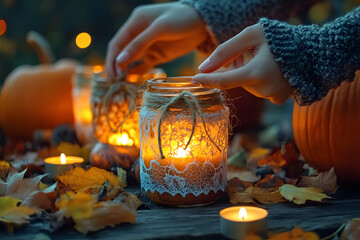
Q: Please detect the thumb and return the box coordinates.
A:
[198,24,262,73]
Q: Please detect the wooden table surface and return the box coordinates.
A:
[1,185,360,240]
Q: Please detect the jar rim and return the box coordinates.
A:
[147,77,220,97]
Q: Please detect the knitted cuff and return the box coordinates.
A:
[260,18,328,105]
[180,0,218,54]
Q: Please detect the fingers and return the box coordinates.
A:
[105,13,147,79]
[191,61,255,90]
[115,19,166,72]
[198,23,264,73]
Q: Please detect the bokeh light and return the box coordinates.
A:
[0,20,6,36]
[75,32,91,49]
[93,65,103,73]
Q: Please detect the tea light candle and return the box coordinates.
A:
[220,206,268,239]
[45,153,84,179]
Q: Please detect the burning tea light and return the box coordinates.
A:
[220,206,268,239]
[45,153,84,179]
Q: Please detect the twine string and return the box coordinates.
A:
[103,81,138,133]
[151,91,221,159]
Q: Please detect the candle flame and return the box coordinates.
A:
[60,153,66,164]
[239,207,247,221]
[173,147,190,158]
[108,132,134,146]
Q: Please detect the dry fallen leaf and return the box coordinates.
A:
[341,218,360,240]
[268,226,320,240]
[113,191,143,210]
[227,170,261,183]
[258,150,286,168]
[0,196,35,233]
[74,201,136,234]
[299,168,338,194]
[229,186,285,205]
[9,152,44,169]
[56,191,94,220]
[0,169,54,211]
[255,174,284,191]
[226,177,253,197]
[279,184,331,205]
[56,167,123,193]
[116,167,127,188]
[56,191,136,234]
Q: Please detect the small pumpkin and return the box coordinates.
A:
[0,31,77,140]
[293,71,360,183]
[89,142,139,172]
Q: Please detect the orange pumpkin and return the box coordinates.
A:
[293,70,360,183]
[0,31,76,140]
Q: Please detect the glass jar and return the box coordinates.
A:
[90,69,165,150]
[72,65,103,144]
[140,77,229,207]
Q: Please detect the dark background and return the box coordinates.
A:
[0,0,358,87]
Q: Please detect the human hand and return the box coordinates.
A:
[106,2,208,80]
[191,23,292,104]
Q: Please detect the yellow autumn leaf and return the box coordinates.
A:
[279,184,331,205]
[74,201,136,234]
[230,187,286,205]
[0,196,35,233]
[268,226,320,240]
[56,167,122,192]
[56,192,94,220]
[55,191,136,235]
[117,167,127,188]
[38,181,48,190]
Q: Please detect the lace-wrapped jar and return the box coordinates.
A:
[140,77,229,207]
[89,69,165,170]
[90,69,165,148]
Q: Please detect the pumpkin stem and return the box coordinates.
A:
[26,31,55,65]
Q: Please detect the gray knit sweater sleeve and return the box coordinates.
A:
[260,7,360,105]
[180,0,319,48]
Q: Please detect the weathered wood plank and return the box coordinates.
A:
[1,186,359,240]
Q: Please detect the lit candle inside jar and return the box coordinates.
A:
[44,153,84,179]
[220,206,268,239]
[108,132,134,146]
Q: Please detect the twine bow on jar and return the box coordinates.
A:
[143,90,222,159]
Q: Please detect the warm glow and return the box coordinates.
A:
[108,132,134,146]
[93,65,103,73]
[76,32,91,49]
[0,20,6,36]
[80,109,93,122]
[239,207,247,221]
[173,147,191,158]
[60,153,66,165]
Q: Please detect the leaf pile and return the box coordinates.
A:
[55,191,137,234]
[0,156,142,235]
[227,141,337,205]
